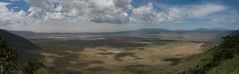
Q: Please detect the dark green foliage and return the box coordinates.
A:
[23,60,44,74]
[220,34,239,48]
[0,36,57,74]
[181,31,239,74]
[0,36,18,74]
[22,59,58,74]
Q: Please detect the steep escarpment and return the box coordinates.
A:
[0,29,41,63]
[176,30,239,74]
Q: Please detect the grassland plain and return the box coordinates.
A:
[29,35,219,74]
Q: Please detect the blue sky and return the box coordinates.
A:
[130,0,239,30]
[0,0,238,32]
[5,0,29,12]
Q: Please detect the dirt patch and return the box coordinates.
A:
[163,58,182,65]
[114,52,140,61]
[88,67,108,71]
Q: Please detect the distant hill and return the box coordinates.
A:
[191,28,230,32]
[0,29,41,63]
[9,28,234,38]
[96,28,233,34]
[0,29,40,49]
[98,28,172,34]
[9,30,37,38]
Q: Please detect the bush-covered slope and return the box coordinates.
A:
[0,36,57,74]
[0,29,41,63]
[175,31,239,74]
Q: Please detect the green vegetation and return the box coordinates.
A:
[119,31,239,74]
[0,36,57,74]
[0,36,18,74]
[176,31,239,74]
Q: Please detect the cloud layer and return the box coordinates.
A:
[0,0,238,32]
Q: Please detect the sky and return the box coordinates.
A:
[0,0,239,32]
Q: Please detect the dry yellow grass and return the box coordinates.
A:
[40,41,205,73]
[59,42,204,67]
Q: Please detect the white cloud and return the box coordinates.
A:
[211,14,239,26]
[0,2,28,30]
[27,0,228,25]
[191,4,227,17]
[28,7,45,19]
[130,2,155,23]
[0,1,233,32]
[44,12,65,20]
[130,2,186,24]
[29,0,132,24]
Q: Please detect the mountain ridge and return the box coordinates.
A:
[0,29,41,63]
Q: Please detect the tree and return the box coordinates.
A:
[0,36,18,74]
[22,59,57,74]
[0,36,57,74]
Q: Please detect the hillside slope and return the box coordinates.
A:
[0,29,41,63]
[174,30,239,74]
